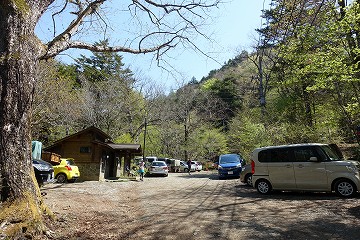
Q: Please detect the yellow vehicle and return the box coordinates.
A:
[53,158,80,183]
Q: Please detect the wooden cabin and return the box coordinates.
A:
[43,126,142,181]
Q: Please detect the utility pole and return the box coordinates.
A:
[142,117,147,161]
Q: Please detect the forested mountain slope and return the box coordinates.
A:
[32,0,360,161]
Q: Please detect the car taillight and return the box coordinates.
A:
[65,165,72,171]
[251,160,255,174]
[163,166,168,170]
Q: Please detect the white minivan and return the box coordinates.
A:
[251,143,360,197]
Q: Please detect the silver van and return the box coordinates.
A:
[251,143,360,197]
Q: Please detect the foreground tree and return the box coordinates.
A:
[0,0,220,238]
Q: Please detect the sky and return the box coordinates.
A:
[123,0,271,91]
[36,0,271,92]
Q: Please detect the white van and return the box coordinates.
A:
[251,143,360,197]
[145,156,158,168]
[146,156,158,163]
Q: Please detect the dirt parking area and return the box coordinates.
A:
[42,171,360,240]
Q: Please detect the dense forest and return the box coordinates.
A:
[32,0,360,162]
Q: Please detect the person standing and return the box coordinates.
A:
[187,159,192,175]
[139,160,145,181]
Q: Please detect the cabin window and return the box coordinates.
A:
[80,146,91,153]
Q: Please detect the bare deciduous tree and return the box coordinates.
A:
[0,0,220,238]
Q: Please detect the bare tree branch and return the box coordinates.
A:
[40,0,221,62]
[42,33,184,59]
[51,0,69,37]
[43,0,106,59]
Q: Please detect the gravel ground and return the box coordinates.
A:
[42,171,360,240]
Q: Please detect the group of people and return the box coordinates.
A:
[125,161,145,181]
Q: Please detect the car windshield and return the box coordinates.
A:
[152,161,166,166]
[146,157,157,162]
[219,154,241,164]
[33,159,49,165]
[66,159,75,165]
[321,145,342,161]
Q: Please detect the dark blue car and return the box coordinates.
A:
[32,159,54,186]
[218,154,243,179]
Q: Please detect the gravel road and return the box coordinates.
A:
[42,171,360,240]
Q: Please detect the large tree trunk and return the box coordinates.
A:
[0,1,50,238]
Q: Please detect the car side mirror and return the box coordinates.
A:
[309,157,318,162]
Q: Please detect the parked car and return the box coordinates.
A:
[240,164,253,186]
[179,161,189,172]
[179,160,200,172]
[148,161,169,177]
[53,158,80,183]
[251,143,360,197]
[168,158,181,172]
[145,156,158,167]
[158,157,171,171]
[32,159,54,186]
[192,161,203,172]
[217,153,244,179]
[146,156,158,163]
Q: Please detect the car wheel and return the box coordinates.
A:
[334,179,356,197]
[256,179,272,194]
[56,173,67,183]
[245,174,253,186]
[185,168,189,172]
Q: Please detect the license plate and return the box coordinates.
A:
[228,171,233,174]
